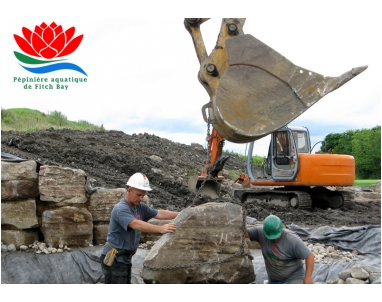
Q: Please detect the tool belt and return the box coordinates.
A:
[103,243,133,266]
[116,249,133,258]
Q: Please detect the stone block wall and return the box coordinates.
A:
[1,160,125,249]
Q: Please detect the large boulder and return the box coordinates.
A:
[140,218,172,243]
[141,202,255,284]
[39,165,87,206]
[40,206,93,247]
[1,160,39,200]
[138,218,252,248]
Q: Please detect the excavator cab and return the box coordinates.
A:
[270,127,299,180]
[265,126,310,181]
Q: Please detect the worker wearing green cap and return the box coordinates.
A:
[245,214,314,284]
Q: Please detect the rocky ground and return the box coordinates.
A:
[1,128,381,228]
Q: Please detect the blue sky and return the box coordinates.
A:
[1,1,380,158]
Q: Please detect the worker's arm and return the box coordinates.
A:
[303,252,314,284]
[155,209,179,220]
[129,219,177,234]
[246,227,260,240]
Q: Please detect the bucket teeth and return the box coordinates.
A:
[321,65,368,96]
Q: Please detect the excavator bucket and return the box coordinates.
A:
[187,174,223,199]
[205,34,367,143]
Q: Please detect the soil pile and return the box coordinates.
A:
[1,128,380,228]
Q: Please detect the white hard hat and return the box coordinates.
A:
[126,173,152,191]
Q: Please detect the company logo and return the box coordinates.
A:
[13,22,87,76]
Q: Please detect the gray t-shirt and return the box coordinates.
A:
[102,198,158,263]
[247,227,311,283]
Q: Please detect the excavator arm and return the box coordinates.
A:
[185,18,367,198]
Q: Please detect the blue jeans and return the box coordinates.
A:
[100,254,132,284]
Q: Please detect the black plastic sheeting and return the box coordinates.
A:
[1,225,380,284]
[287,224,381,256]
[1,152,28,162]
[1,247,105,284]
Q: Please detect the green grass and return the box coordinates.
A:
[353,179,380,186]
[228,170,242,181]
[1,108,106,132]
[237,154,266,166]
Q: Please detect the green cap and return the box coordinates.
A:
[263,215,283,239]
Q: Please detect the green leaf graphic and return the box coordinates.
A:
[14,51,67,65]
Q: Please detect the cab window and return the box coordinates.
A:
[293,131,309,153]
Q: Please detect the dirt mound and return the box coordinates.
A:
[1,128,380,228]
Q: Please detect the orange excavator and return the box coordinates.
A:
[233,125,355,209]
[184,18,367,208]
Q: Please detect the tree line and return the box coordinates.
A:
[320,126,381,179]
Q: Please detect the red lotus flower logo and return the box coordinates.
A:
[13,22,87,76]
[14,22,83,59]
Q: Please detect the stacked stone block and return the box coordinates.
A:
[88,188,126,244]
[1,160,40,248]
[1,160,115,249]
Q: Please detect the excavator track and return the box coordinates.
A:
[341,190,355,205]
[234,187,354,210]
[330,189,356,210]
[233,189,312,210]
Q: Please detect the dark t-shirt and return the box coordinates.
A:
[102,198,158,263]
[247,227,311,283]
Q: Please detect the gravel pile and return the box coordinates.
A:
[1,240,74,254]
[308,242,360,264]
[326,266,380,284]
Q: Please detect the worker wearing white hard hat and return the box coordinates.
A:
[100,172,179,284]
[126,172,152,191]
